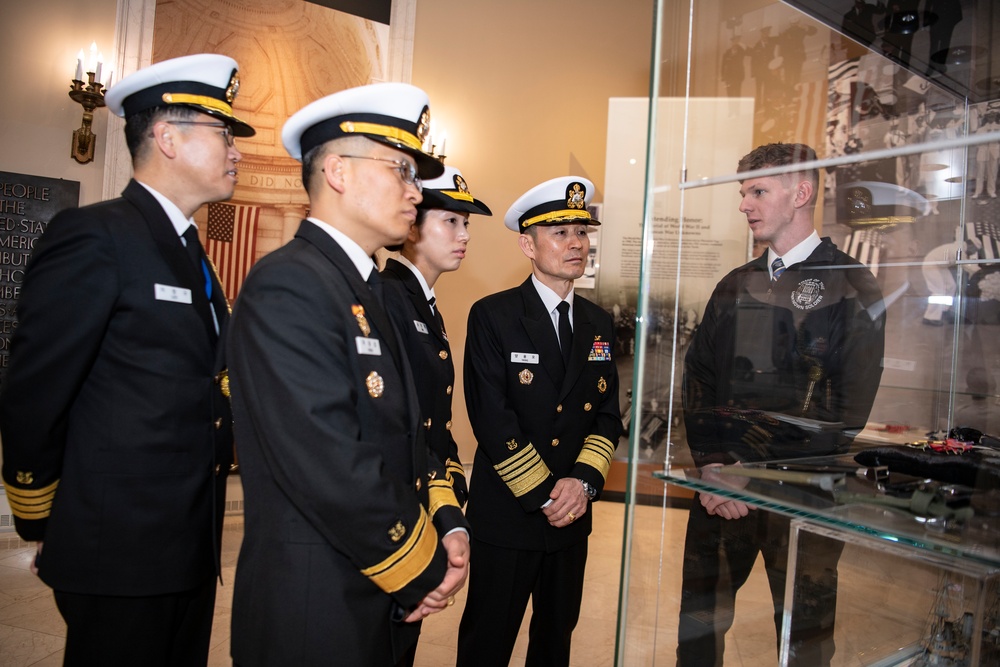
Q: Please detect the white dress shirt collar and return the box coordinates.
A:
[531,274,574,333]
[394,254,434,303]
[306,217,377,281]
[768,230,821,278]
[136,180,194,238]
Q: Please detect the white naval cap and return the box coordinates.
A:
[503,176,600,232]
[419,166,492,216]
[281,82,444,179]
[104,54,255,137]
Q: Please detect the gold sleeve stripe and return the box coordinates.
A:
[4,480,58,520]
[576,434,616,480]
[427,479,460,520]
[361,508,439,593]
[446,460,466,477]
[494,443,551,497]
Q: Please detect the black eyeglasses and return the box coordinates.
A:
[338,155,422,192]
[165,121,235,147]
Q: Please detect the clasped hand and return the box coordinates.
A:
[404,531,470,622]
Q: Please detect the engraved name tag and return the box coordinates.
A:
[511,352,539,364]
[356,337,382,356]
[154,283,192,304]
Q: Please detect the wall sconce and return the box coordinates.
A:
[68,43,110,164]
[423,122,447,162]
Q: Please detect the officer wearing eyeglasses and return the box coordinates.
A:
[0,54,253,666]
[226,83,471,667]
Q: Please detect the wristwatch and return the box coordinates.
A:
[578,478,597,501]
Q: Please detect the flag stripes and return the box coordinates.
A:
[206,202,260,304]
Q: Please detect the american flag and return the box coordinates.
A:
[206,202,259,304]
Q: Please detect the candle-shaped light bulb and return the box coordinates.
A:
[95,53,104,83]
[440,134,447,156]
[75,50,84,81]
[104,67,114,89]
[88,42,97,73]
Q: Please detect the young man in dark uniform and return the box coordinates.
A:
[0,54,254,666]
[382,165,492,508]
[677,143,886,666]
[457,176,622,667]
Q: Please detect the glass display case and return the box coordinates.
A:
[612,0,1000,665]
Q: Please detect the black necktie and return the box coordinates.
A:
[557,300,572,366]
[182,226,211,300]
[429,296,446,337]
[367,269,384,302]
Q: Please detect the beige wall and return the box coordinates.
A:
[0,0,117,205]
[411,0,653,463]
[0,0,652,467]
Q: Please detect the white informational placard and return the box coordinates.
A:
[595,97,754,319]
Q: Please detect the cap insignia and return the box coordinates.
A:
[566,182,586,210]
[417,107,431,145]
[225,69,240,103]
[518,368,534,385]
[366,371,385,398]
[454,174,470,194]
[352,304,370,337]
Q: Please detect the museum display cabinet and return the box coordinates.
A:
[611,0,1000,665]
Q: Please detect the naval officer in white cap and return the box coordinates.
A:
[0,53,253,666]
[382,165,493,512]
[457,176,622,667]
[227,82,470,667]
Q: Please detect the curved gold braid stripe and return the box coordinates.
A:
[7,498,54,519]
[441,190,474,203]
[5,480,59,520]
[161,93,235,117]
[521,209,592,229]
[577,435,616,480]
[361,508,439,593]
[495,444,551,497]
[340,121,422,151]
[427,479,460,519]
